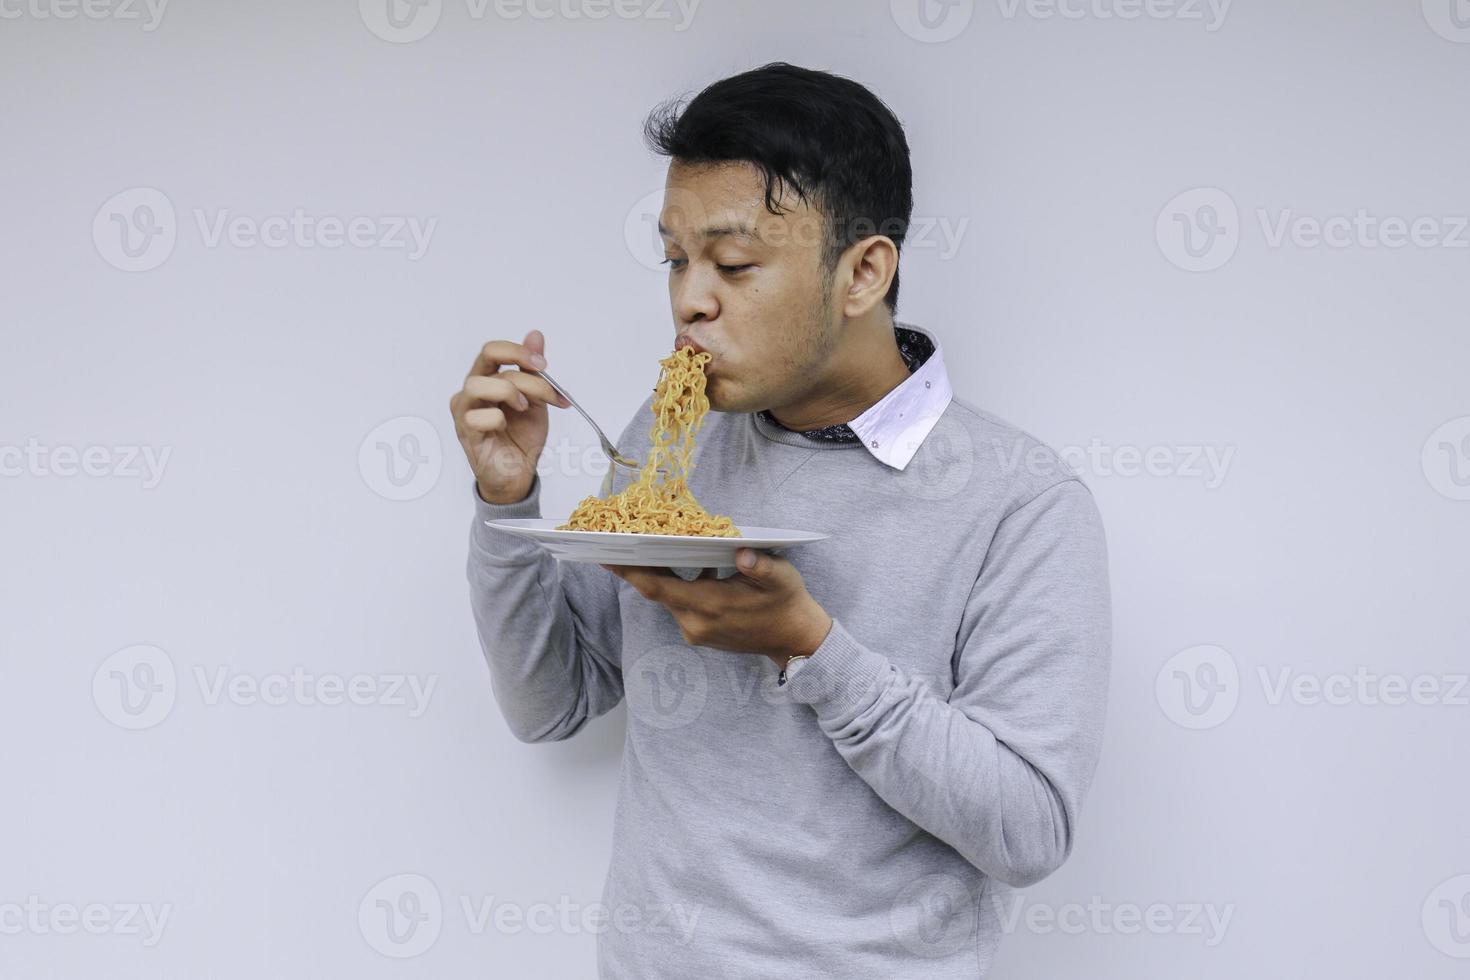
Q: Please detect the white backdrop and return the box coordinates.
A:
[3,1,1468,976]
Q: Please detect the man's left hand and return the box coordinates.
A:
[600,549,832,667]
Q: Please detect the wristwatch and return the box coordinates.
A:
[777,654,812,687]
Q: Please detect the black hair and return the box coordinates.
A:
[643,62,914,313]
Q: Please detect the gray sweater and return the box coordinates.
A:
[467,392,1112,978]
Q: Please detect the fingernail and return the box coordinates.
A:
[531,354,547,369]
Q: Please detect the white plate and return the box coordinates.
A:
[484,519,828,570]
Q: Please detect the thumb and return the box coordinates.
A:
[524,329,546,357]
[735,547,774,580]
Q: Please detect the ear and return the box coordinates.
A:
[840,236,898,318]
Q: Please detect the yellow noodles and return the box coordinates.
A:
[556,346,741,537]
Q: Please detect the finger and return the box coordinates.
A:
[465,339,548,382]
[524,329,545,358]
[463,373,569,412]
[462,406,507,433]
[606,565,685,604]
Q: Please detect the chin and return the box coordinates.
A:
[702,376,734,413]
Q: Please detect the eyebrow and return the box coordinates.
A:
[657,221,759,243]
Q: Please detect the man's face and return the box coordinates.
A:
[659,160,840,413]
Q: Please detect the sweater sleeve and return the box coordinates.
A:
[467,471,627,743]
[781,478,1112,887]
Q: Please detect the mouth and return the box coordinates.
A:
[675,334,715,373]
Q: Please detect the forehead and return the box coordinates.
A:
[658,160,821,247]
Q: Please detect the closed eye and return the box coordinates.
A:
[718,264,753,275]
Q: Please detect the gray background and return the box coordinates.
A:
[3,0,1468,976]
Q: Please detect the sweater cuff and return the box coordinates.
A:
[783,617,894,715]
[470,474,546,564]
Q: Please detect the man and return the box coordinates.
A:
[451,62,1111,979]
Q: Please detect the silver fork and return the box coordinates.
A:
[528,368,642,470]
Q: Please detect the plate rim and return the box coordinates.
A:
[483,517,828,545]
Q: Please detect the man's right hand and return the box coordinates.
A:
[450,329,572,505]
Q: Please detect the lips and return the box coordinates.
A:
[675,335,715,374]
[674,334,708,355]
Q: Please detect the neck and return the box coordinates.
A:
[767,313,909,432]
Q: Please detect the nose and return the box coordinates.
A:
[671,265,719,327]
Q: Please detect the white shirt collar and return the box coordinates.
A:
[846,321,954,471]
